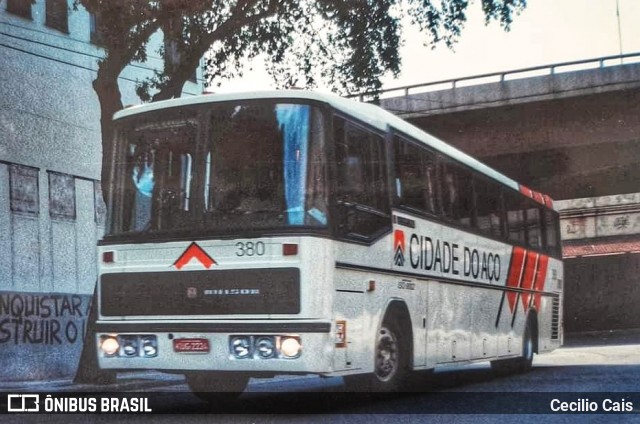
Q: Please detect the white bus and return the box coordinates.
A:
[95,90,563,398]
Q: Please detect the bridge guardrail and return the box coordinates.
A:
[350,52,640,102]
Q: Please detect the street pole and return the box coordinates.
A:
[616,0,623,64]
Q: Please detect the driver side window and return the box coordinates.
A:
[334,116,390,240]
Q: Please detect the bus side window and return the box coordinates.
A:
[544,208,560,257]
[424,161,439,215]
[334,116,390,239]
[505,190,526,244]
[393,135,439,215]
[525,203,543,249]
[442,165,457,220]
[475,176,504,238]
[442,162,473,227]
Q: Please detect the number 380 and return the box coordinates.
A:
[235,241,266,257]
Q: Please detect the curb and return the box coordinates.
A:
[0,371,326,393]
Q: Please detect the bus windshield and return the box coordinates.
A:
[108,102,328,238]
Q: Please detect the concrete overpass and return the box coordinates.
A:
[364,53,640,333]
[373,53,640,117]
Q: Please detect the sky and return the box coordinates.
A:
[214,0,640,94]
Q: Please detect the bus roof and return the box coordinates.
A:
[113,90,553,207]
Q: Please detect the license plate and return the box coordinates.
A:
[173,338,210,353]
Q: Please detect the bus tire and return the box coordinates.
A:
[517,317,535,373]
[344,313,410,392]
[185,372,249,404]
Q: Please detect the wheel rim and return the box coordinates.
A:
[375,326,399,382]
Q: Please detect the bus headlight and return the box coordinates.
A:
[100,336,119,357]
[230,336,252,359]
[280,337,302,358]
[255,336,276,359]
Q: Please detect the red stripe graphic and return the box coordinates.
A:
[532,191,545,205]
[533,255,549,311]
[506,246,526,313]
[520,251,539,312]
[520,185,554,208]
[519,185,533,199]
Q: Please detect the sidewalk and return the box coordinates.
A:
[563,327,640,347]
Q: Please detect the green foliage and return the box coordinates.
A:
[80,0,527,100]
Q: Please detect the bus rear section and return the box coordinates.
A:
[95,236,336,376]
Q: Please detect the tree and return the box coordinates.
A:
[77,0,526,186]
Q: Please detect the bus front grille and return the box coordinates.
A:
[100,268,300,316]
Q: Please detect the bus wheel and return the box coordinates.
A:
[518,318,535,372]
[345,315,410,392]
[491,318,535,375]
[185,372,249,404]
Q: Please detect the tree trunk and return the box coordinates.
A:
[73,74,123,384]
[153,77,188,102]
[93,72,124,197]
[73,285,116,384]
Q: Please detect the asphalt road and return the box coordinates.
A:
[6,337,640,423]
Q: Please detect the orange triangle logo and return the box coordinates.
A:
[173,242,217,270]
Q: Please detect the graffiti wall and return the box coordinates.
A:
[0,163,103,380]
[0,291,92,381]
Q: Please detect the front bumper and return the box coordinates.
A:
[95,321,334,374]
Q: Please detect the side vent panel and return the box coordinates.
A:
[551,296,560,340]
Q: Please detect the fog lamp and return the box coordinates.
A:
[121,335,139,357]
[100,336,119,357]
[255,336,276,359]
[280,337,302,358]
[141,336,158,357]
[230,336,252,359]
